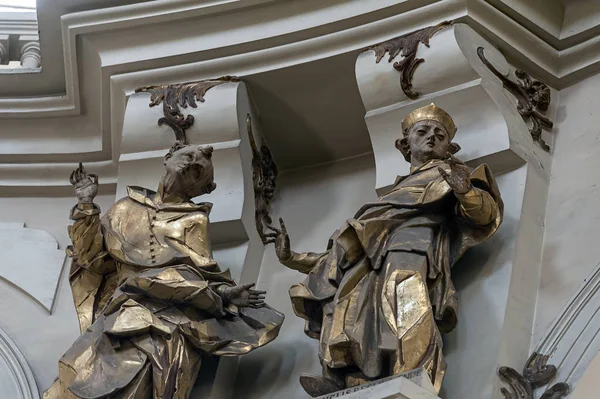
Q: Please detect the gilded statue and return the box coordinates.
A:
[267,103,503,396]
[44,142,284,399]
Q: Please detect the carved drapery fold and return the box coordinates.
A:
[367,21,452,100]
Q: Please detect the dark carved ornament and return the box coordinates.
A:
[477,47,553,151]
[246,114,278,244]
[498,353,569,399]
[367,21,453,100]
[136,76,240,143]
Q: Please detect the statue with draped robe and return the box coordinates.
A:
[267,103,503,396]
[44,142,284,399]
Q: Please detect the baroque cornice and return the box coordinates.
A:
[0,0,595,118]
[3,0,600,191]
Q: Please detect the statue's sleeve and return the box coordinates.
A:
[282,251,328,274]
[455,188,499,226]
[67,202,115,332]
[454,164,502,226]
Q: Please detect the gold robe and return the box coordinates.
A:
[45,186,284,399]
[284,160,502,392]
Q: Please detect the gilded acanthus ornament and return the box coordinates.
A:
[136,75,240,143]
[367,21,452,99]
[246,114,278,244]
[44,142,284,398]
[477,47,553,151]
[498,353,569,399]
[268,103,503,396]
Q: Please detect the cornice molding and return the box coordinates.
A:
[0,0,592,117]
[2,0,600,191]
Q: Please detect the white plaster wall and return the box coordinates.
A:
[561,0,600,38]
[233,153,377,399]
[442,165,527,399]
[571,349,600,399]
[534,72,600,346]
[0,194,115,392]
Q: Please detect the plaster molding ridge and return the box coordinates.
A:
[0,160,117,188]
[0,95,75,118]
[0,326,39,399]
[60,0,281,29]
[482,0,564,49]
[364,79,483,118]
[119,139,241,162]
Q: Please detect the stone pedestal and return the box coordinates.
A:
[315,368,439,399]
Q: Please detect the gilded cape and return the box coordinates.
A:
[285,159,503,391]
[46,186,284,399]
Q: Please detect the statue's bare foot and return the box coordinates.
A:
[299,373,343,397]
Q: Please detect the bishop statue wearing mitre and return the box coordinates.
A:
[268,103,503,396]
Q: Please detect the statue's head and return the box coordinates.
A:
[163,142,217,199]
[395,103,460,163]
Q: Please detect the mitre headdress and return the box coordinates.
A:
[401,103,457,139]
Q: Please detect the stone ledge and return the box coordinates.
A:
[315,368,438,399]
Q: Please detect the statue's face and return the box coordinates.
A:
[164,145,215,198]
[406,120,450,163]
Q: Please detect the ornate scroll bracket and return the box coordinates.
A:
[477,47,553,152]
[135,75,240,143]
[246,114,277,244]
[498,353,569,399]
[367,21,452,100]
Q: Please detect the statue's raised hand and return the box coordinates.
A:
[265,218,292,262]
[70,162,98,203]
[221,283,266,308]
[438,154,472,195]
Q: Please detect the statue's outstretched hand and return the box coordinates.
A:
[265,218,292,262]
[438,154,472,195]
[222,283,266,308]
[70,163,98,204]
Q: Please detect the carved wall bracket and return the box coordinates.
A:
[367,21,452,99]
[498,353,569,399]
[136,75,240,143]
[246,114,277,244]
[477,47,553,151]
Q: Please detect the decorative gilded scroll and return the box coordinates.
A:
[246,114,278,244]
[498,353,569,399]
[477,47,553,151]
[136,75,240,143]
[368,21,452,99]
